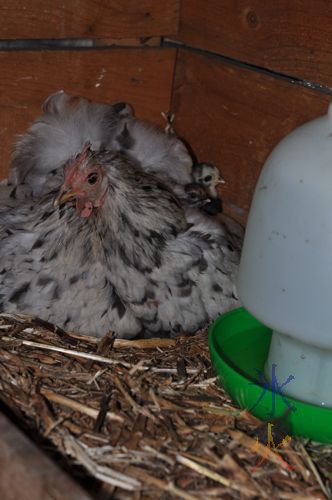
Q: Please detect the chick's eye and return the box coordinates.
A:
[204,175,212,183]
[87,172,98,185]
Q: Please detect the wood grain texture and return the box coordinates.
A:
[0,0,179,39]
[177,0,332,87]
[0,412,92,500]
[172,49,330,224]
[0,48,176,179]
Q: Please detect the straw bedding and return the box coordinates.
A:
[0,312,330,499]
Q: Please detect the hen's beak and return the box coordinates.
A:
[54,189,80,207]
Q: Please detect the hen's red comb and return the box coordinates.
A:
[64,143,91,182]
[74,142,91,165]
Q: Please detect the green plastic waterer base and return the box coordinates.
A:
[208,307,332,443]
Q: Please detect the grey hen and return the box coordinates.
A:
[0,146,242,338]
[9,91,193,201]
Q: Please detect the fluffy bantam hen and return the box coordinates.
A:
[0,145,241,338]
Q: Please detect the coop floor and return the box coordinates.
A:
[0,313,330,499]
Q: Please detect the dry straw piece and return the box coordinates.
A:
[0,312,330,499]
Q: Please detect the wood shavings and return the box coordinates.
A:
[0,312,330,499]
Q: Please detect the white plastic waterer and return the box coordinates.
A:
[238,103,332,408]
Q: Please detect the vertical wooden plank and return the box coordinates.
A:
[172,49,330,224]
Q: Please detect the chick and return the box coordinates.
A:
[192,162,225,199]
[184,182,211,209]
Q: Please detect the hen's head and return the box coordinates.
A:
[55,144,109,218]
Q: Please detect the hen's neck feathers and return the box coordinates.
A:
[86,154,188,272]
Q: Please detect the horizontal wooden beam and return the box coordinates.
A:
[0,1,179,39]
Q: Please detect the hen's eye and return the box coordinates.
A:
[204,175,212,183]
[87,172,98,185]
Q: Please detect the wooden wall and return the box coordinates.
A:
[0,49,176,178]
[0,0,331,224]
[0,1,179,40]
[171,0,332,224]
[171,50,329,224]
[0,1,179,179]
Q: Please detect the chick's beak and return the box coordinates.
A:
[54,188,81,207]
[217,176,226,186]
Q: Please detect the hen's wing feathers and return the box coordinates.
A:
[135,214,240,335]
[99,154,243,337]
